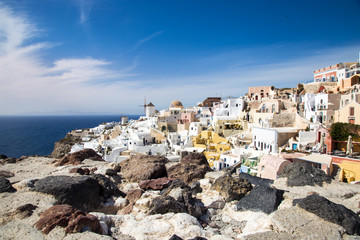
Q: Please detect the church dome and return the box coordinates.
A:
[170,100,184,109]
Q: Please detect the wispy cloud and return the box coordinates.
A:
[130,31,163,52]
[76,0,94,25]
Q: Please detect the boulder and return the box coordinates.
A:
[51,134,81,158]
[208,200,226,209]
[169,235,184,240]
[0,177,16,193]
[293,194,360,235]
[182,191,207,218]
[105,168,118,176]
[35,204,102,235]
[271,207,346,239]
[91,174,125,198]
[119,155,168,182]
[120,189,143,214]
[149,196,187,215]
[239,172,273,187]
[0,154,8,159]
[280,161,331,187]
[211,175,252,202]
[236,185,284,214]
[126,189,143,204]
[0,170,14,178]
[56,149,104,166]
[168,153,212,184]
[139,177,173,190]
[4,158,16,164]
[33,175,102,211]
[159,180,207,219]
[15,204,37,219]
[69,167,90,175]
[110,213,206,240]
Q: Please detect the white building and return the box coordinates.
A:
[252,127,299,154]
[189,122,208,137]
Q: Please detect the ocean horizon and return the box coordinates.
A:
[0,115,141,158]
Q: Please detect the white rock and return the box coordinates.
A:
[13,179,35,189]
[111,213,207,240]
[167,188,184,202]
[63,231,113,240]
[168,213,206,239]
[199,178,211,190]
[204,171,226,181]
[114,197,128,209]
[99,221,108,235]
[89,212,111,226]
[210,235,233,240]
[119,183,139,194]
[196,189,223,207]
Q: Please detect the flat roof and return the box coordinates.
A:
[297,154,332,165]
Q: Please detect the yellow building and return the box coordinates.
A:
[214,119,243,138]
[193,131,231,167]
[333,156,360,182]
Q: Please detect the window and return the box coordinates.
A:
[350,107,355,116]
[349,119,355,124]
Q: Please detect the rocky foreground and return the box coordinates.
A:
[0,151,360,240]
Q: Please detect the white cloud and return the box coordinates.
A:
[0,3,139,115]
[1,3,359,115]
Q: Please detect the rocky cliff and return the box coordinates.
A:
[0,153,359,240]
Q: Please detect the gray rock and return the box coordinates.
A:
[239,172,273,187]
[169,235,183,240]
[0,177,16,193]
[280,161,331,187]
[90,174,125,198]
[4,158,16,164]
[236,185,284,214]
[105,168,118,176]
[293,194,360,235]
[208,200,226,209]
[33,175,102,211]
[0,170,14,178]
[149,196,187,215]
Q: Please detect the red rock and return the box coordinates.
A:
[139,177,173,190]
[167,153,211,184]
[126,189,143,204]
[56,149,104,166]
[119,155,168,182]
[69,168,85,175]
[35,204,101,235]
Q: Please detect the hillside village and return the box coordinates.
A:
[1,56,360,240]
[62,57,360,184]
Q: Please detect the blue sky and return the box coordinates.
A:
[1,0,360,115]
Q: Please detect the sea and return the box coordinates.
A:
[0,115,140,158]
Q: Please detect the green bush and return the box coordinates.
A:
[330,122,360,141]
